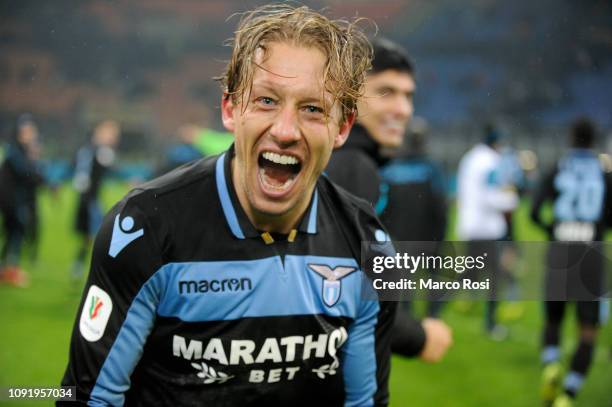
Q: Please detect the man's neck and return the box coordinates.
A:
[247,210,301,235]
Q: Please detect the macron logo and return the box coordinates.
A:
[108,214,144,258]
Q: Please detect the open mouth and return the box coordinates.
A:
[258,151,302,193]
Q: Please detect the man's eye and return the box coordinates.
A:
[257,97,275,106]
[304,105,324,114]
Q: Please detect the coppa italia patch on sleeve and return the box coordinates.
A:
[79,285,113,342]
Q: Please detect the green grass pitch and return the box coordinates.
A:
[0,184,610,406]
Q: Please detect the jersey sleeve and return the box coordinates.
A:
[390,306,427,357]
[342,297,395,407]
[58,194,165,406]
[340,203,397,407]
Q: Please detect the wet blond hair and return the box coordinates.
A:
[218,4,372,122]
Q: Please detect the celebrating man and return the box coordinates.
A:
[60,5,395,406]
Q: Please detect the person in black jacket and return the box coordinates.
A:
[326,37,453,362]
[71,120,120,279]
[0,114,43,287]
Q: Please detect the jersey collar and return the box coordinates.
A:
[215,145,319,240]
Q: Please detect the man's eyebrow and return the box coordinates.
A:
[375,85,415,96]
[374,85,396,97]
[251,80,281,93]
[252,80,332,105]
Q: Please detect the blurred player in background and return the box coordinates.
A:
[495,145,526,322]
[456,124,519,340]
[378,117,448,319]
[60,5,397,405]
[0,114,43,287]
[327,37,453,363]
[379,117,447,243]
[21,135,43,264]
[71,120,120,280]
[156,123,203,176]
[531,117,612,407]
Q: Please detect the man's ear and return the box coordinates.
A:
[333,111,356,149]
[221,93,236,132]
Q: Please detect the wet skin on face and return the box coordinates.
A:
[221,42,354,233]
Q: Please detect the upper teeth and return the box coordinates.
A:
[384,123,403,130]
[262,151,299,165]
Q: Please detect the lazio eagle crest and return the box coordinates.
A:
[308,264,357,307]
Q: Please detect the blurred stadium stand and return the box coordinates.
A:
[0,0,611,175]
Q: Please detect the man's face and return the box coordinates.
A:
[95,122,120,147]
[222,42,353,230]
[18,123,38,147]
[357,69,415,148]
